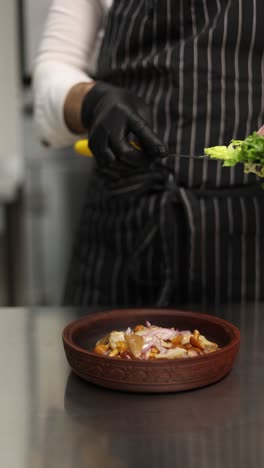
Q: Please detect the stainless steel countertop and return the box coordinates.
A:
[1,304,263,468]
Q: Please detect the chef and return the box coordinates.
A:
[34,0,264,306]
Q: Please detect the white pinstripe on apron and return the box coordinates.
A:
[64,0,264,306]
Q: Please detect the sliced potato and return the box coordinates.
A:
[155,348,187,359]
[109,331,125,350]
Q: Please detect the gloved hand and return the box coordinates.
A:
[81,82,167,167]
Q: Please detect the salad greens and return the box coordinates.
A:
[204,132,264,177]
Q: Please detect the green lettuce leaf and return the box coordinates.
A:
[204,132,264,177]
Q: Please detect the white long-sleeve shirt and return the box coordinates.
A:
[33,0,113,148]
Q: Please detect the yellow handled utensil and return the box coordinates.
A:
[74,139,93,157]
[74,139,141,157]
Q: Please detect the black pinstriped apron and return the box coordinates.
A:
[64,0,264,306]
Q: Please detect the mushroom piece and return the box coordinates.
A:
[125,334,144,359]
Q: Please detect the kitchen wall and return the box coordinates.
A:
[23,0,52,76]
[0,0,23,185]
[0,0,94,306]
[0,0,24,306]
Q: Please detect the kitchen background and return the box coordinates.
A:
[0,0,93,306]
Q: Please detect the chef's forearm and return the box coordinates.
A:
[64,81,96,134]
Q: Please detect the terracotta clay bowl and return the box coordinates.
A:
[62,309,240,393]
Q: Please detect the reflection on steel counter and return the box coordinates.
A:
[7,304,264,468]
[64,371,240,434]
[62,372,240,467]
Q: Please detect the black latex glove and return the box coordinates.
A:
[81,82,167,168]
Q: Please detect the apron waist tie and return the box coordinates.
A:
[98,161,264,305]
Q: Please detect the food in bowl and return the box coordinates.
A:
[93,321,219,360]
